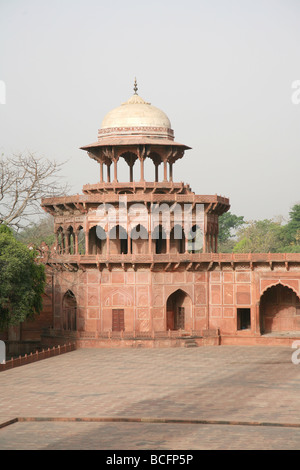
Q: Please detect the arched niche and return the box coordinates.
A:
[259,283,300,334]
[62,290,77,331]
[166,289,192,331]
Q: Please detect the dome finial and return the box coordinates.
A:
[133,77,138,95]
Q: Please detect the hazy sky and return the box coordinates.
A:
[1,0,300,222]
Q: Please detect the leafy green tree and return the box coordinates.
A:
[218,212,245,252]
[232,237,252,253]
[218,204,300,253]
[218,212,245,243]
[233,219,285,253]
[281,204,300,249]
[279,244,300,253]
[0,225,46,330]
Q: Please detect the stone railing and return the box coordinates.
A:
[41,251,300,265]
[41,192,230,206]
[0,343,76,372]
[77,329,207,340]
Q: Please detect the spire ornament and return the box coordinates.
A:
[133,77,138,95]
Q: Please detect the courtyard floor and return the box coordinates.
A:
[0,345,300,450]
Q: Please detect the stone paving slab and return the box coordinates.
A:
[0,346,300,449]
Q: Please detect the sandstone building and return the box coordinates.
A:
[3,83,300,353]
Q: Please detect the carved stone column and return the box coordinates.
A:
[169,162,173,182]
[107,162,111,182]
[100,162,104,183]
[163,160,168,182]
[74,231,78,255]
[138,145,150,183]
[85,229,89,255]
[113,157,118,182]
[64,230,69,255]
[129,164,134,182]
[155,163,159,182]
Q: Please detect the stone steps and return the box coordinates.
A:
[182,337,198,348]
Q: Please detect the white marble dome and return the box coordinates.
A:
[98,91,174,140]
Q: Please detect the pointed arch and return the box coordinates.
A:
[109,225,128,254]
[260,281,300,300]
[170,224,185,254]
[152,224,167,254]
[187,224,203,253]
[130,224,148,254]
[89,225,105,255]
[62,290,77,331]
[259,283,300,335]
[66,225,75,254]
[103,288,133,307]
[55,226,65,254]
[77,225,85,254]
[166,289,192,331]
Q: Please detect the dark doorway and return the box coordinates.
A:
[237,308,251,330]
[62,290,77,331]
[166,290,191,331]
[176,307,185,330]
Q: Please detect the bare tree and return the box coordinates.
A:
[0,153,69,230]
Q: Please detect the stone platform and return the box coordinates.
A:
[1,346,300,450]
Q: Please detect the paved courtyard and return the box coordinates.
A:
[1,345,300,450]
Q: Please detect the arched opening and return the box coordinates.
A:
[187,225,203,253]
[67,226,75,254]
[116,156,129,183]
[153,224,167,254]
[62,290,77,331]
[149,152,162,182]
[130,224,148,254]
[260,284,300,335]
[170,224,185,254]
[77,226,85,254]
[56,227,64,254]
[118,189,134,195]
[88,225,106,255]
[109,225,128,254]
[166,289,192,331]
[121,151,138,182]
[143,157,153,182]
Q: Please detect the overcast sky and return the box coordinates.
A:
[1,0,300,222]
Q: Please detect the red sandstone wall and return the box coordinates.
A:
[21,292,53,341]
[10,265,300,347]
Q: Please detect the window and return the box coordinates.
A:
[237,308,251,330]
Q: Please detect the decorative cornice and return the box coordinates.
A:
[98,126,174,139]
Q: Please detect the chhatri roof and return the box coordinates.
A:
[80,80,191,151]
[101,92,172,131]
